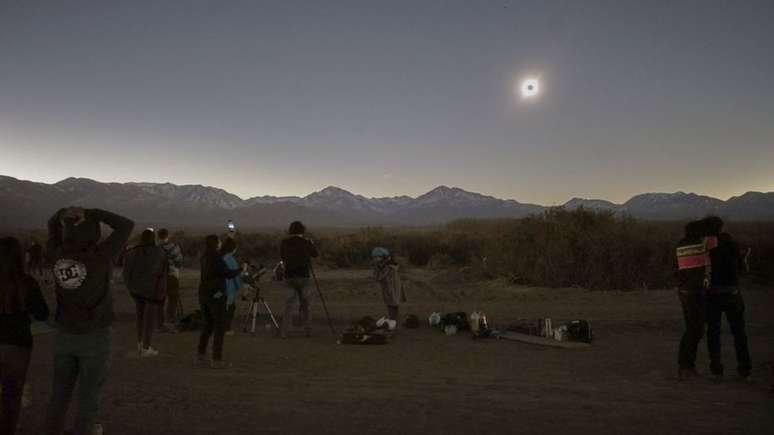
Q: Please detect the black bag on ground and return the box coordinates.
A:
[566,320,593,343]
[339,327,389,345]
[178,310,203,331]
[439,312,469,331]
[355,316,377,333]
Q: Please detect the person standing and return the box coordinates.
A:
[43,207,134,435]
[196,235,240,369]
[371,247,405,324]
[703,217,752,383]
[675,220,713,381]
[27,241,45,277]
[220,238,242,336]
[157,229,183,331]
[0,237,50,435]
[278,221,319,338]
[122,229,168,357]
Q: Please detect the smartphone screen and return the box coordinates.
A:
[228,221,235,232]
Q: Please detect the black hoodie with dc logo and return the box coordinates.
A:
[47,208,134,334]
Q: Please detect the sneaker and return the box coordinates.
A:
[93,423,104,435]
[194,355,209,367]
[225,330,235,336]
[140,347,159,358]
[210,360,232,369]
[739,374,753,384]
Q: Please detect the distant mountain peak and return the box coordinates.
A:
[1,175,773,227]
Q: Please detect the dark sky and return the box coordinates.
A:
[1,0,772,204]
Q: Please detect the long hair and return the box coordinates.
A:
[220,237,236,256]
[140,229,156,246]
[204,234,220,255]
[0,237,27,313]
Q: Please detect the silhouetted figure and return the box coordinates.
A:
[220,238,242,336]
[196,235,240,369]
[123,229,168,357]
[704,217,752,382]
[278,221,319,338]
[371,247,405,323]
[0,237,49,435]
[158,228,183,331]
[675,219,713,380]
[43,207,134,435]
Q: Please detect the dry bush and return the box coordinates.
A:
[11,211,772,290]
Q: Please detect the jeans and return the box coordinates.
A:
[43,328,112,435]
[135,298,160,349]
[678,290,705,370]
[0,344,31,435]
[280,278,310,335]
[162,275,181,325]
[224,303,236,332]
[706,291,752,377]
[198,301,227,361]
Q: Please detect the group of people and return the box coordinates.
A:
[676,216,752,382]
[1,205,764,434]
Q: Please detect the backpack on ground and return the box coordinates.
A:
[178,310,203,331]
[565,320,593,343]
[439,312,469,331]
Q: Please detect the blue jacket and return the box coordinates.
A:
[223,253,243,305]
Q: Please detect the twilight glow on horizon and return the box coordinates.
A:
[1,1,773,204]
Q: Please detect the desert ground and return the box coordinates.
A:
[19,267,774,435]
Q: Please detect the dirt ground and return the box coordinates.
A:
[20,267,774,435]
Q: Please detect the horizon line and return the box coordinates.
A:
[1,173,769,206]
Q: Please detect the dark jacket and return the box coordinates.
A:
[280,236,319,279]
[0,275,50,348]
[48,209,134,334]
[709,233,741,291]
[199,250,241,304]
[123,244,168,303]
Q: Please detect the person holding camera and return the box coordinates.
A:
[196,234,241,369]
[43,207,134,435]
[278,221,319,338]
[220,237,242,336]
[122,229,168,357]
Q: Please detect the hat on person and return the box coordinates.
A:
[371,247,390,258]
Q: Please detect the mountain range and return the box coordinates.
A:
[1,175,773,230]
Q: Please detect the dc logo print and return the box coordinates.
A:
[54,259,88,290]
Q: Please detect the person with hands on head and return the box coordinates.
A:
[196,234,240,369]
[43,206,134,435]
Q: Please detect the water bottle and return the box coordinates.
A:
[470,312,481,334]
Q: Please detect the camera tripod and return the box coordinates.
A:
[240,264,280,334]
